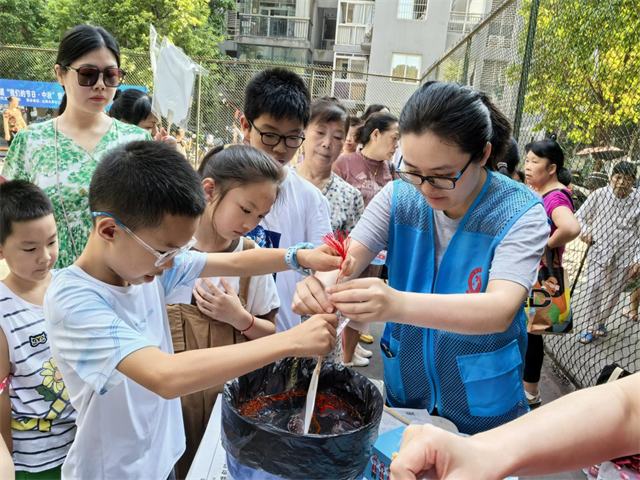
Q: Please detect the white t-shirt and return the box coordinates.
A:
[352,182,549,290]
[0,276,77,473]
[259,168,332,332]
[170,240,280,316]
[43,252,207,480]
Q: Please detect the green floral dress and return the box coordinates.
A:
[2,119,152,267]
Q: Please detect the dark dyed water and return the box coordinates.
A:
[239,391,363,435]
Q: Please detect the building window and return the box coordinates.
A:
[397,0,428,21]
[340,1,374,24]
[242,0,297,16]
[448,0,485,34]
[333,55,368,101]
[390,53,421,83]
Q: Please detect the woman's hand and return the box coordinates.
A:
[154,127,178,148]
[325,278,404,323]
[4,134,10,142]
[193,278,247,328]
[292,276,336,315]
[296,244,356,279]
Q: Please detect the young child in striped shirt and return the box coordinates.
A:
[0,180,77,479]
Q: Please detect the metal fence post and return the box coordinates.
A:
[461,38,472,85]
[513,0,541,140]
[195,60,203,169]
[310,69,316,96]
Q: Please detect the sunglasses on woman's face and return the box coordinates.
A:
[65,65,126,87]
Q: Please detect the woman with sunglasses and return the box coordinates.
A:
[2,25,151,268]
[293,82,550,435]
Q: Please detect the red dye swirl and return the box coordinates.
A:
[239,390,363,435]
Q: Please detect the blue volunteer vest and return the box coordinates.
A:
[382,170,541,435]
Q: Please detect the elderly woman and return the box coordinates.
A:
[292,97,369,367]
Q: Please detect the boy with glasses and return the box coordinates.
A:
[239,68,333,332]
[43,141,349,480]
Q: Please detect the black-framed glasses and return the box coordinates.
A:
[249,121,305,148]
[65,65,126,87]
[391,156,475,190]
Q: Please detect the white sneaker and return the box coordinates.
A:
[355,343,373,358]
[343,352,370,367]
[525,389,541,406]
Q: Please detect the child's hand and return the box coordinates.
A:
[193,278,245,327]
[326,278,403,323]
[286,314,338,357]
[297,245,356,278]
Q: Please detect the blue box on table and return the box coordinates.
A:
[363,426,405,480]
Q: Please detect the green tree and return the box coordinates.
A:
[208,0,236,33]
[0,0,48,45]
[1,0,228,58]
[40,0,225,57]
[518,0,640,150]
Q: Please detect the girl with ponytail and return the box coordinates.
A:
[2,25,151,268]
[523,137,581,403]
[293,81,551,435]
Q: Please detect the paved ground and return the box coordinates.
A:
[357,321,585,480]
[545,240,639,388]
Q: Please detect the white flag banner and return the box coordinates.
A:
[149,25,207,129]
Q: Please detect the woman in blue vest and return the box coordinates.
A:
[293,82,550,435]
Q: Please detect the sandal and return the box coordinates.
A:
[595,325,608,337]
[578,332,594,344]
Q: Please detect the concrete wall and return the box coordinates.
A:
[365,0,452,110]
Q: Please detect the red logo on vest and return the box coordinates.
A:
[466,267,483,293]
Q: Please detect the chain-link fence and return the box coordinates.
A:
[2,0,639,389]
[0,45,416,168]
[424,0,640,388]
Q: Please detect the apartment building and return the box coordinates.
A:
[221,0,337,64]
[221,0,509,112]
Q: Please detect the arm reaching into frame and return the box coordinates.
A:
[390,373,640,480]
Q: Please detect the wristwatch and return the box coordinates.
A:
[285,242,314,277]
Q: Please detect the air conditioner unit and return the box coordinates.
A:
[487,35,501,47]
[226,11,239,36]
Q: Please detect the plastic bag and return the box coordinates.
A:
[222,357,383,480]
